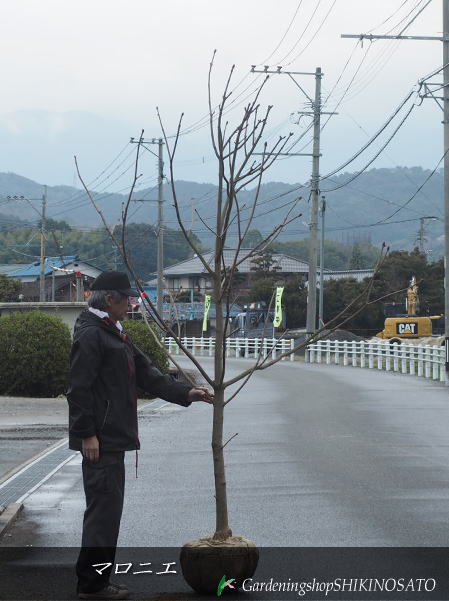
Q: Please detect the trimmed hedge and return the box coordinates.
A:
[123,320,169,374]
[0,311,71,397]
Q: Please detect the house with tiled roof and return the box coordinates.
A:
[146,249,374,294]
[147,249,316,294]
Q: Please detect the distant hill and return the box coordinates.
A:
[0,166,443,256]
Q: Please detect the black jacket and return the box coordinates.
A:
[67,310,192,452]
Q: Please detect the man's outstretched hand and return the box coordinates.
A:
[188,387,214,404]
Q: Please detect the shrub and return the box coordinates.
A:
[123,320,169,374]
[0,275,21,301]
[0,311,71,397]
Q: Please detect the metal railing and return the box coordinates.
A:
[165,337,296,361]
[305,339,446,383]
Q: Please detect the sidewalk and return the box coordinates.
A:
[0,396,68,483]
[0,396,157,484]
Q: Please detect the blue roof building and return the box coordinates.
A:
[7,256,102,282]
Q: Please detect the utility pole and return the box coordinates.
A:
[415,216,439,252]
[306,68,322,334]
[443,0,449,371]
[250,65,335,334]
[130,137,165,315]
[39,186,47,302]
[342,0,449,377]
[157,138,164,316]
[319,195,326,328]
[7,188,48,302]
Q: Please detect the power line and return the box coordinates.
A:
[275,0,324,65]
[256,0,304,66]
[373,149,447,223]
[336,108,443,217]
[283,0,338,66]
[366,0,413,33]
[320,86,419,182]
[385,0,430,36]
[321,101,417,192]
[49,141,132,208]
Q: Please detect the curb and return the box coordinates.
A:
[0,502,23,538]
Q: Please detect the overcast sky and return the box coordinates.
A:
[0,0,444,189]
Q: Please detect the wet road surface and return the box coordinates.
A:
[2,358,449,547]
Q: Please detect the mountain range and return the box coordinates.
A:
[0,166,443,256]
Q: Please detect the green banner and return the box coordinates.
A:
[202,295,212,331]
[273,286,284,328]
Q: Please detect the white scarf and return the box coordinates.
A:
[88,307,123,332]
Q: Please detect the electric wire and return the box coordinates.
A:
[384,0,429,35]
[255,0,304,67]
[47,141,132,208]
[337,109,443,217]
[275,0,324,65]
[283,0,338,66]
[397,0,432,35]
[373,149,447,223]
[320,87,418,183]
[366,0,412,33]
[321,101,417,192]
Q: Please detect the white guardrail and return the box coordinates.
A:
[165,337,296,361]
[306,339,447,383]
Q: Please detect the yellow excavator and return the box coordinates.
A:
[375,276,444,345]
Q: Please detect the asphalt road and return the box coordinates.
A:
[3,358,449,548]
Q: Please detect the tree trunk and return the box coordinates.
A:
[212,294,232,540]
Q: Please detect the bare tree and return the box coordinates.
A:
[76,56,392,543]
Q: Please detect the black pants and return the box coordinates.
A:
[76,451,125,593]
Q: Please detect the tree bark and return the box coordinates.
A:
[211,386,231,540]
[212,270,232,539]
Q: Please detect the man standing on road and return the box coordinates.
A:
[67,271,213,600]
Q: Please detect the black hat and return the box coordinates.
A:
[90,271,139,296]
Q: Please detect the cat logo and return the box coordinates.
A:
[396,322,418,335]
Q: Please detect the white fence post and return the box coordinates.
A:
[316,341,321,364]
[425,346,431,378]
[385,343,391,372]
[290,338,295,362]
[432,346,439,380]
[360,341,365,368]
[377,342,383,370]
[417,345,423,377]
[439,346,446,382]
[309,343,315,363]
[326,340,331,365]
[401,344,407,374]
[334,341,340,365]
[351,341,357,367]
[263,339,268,359]
[368,342,374,369]
[393,344,399,372]
[409,345,416,376]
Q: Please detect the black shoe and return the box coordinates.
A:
[78,583,129,600]
[109,582,129,592]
